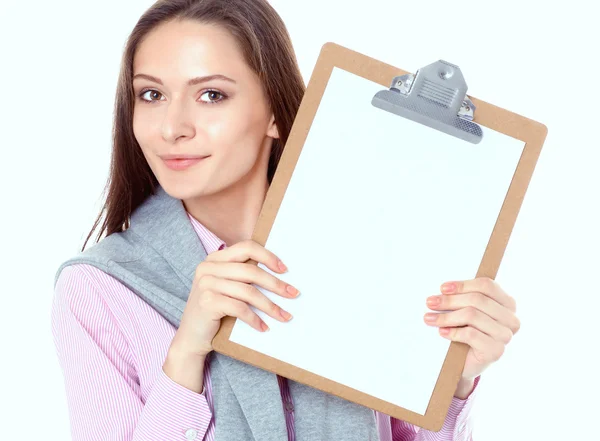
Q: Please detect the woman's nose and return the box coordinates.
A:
[161,98,196,143]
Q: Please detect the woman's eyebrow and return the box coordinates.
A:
[132,73,236,86]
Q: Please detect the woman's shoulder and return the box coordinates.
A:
[54,263,107,303]
[53,263,152,331]
[52,225,149,304]
[54,263,119,310]
[55,262,126,298]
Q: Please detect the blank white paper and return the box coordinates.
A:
[229,67,525,415]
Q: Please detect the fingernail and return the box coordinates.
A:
[261,321,270,332]
[440,328,450,335]
[427,296,441,307]
[286,285,300,297]
[424,313,437,323]
[278,260,288,273]
[441,283,456,294]
[280,309,293,321]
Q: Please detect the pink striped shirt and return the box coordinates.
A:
[51,211,478,441]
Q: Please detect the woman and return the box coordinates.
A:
[51,0,520,440]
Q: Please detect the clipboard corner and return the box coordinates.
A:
[320,41,340,54]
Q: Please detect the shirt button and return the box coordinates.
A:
[185,428,198,440]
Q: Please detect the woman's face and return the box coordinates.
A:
[132,19,278,200]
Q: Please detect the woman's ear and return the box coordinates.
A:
[267,114,279,139]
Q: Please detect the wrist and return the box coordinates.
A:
[454,377,476,399]
[163,348,207,394]
[167,341,211,361]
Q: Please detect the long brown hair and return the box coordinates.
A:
[82,0,305,251]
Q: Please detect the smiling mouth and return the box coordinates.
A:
[162,156,208,171]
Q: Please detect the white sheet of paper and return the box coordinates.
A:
[229,67,525,415]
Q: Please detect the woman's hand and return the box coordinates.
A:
[424,277,521,397]
[169,239,300,360]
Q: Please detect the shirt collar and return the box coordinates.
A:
[186,212,226,253]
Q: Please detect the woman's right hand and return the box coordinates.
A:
[169,239,300,360]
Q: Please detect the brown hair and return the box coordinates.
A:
[81,0,305,251]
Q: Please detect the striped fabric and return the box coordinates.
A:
[51,212,477,441]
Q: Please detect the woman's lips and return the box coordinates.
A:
[162,157,208,171]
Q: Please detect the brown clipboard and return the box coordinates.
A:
[213,42,548,431]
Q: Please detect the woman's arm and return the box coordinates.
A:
[51,265,212,441]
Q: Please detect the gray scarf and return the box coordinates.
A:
[54,184,379,441]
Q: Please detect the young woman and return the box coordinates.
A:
[51,1,521,440]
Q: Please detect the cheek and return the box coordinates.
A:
[132,111,162,171]
[207,106,267,163]
[132,112,149,150]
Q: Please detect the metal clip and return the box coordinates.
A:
[372,60,483,143]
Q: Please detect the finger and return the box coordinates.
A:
[427,292,520,334]
[442,277,516,312]
[208,292,270,332]
[197,261,299,299]
[205,239,287,274]
[440,325,505,362]
[198,275,292,323]
[425,307,513,344]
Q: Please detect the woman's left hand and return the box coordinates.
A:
[424,277,521,398]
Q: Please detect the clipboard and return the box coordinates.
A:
[213,42,547,431]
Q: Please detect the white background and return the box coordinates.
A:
[0,1,598,440]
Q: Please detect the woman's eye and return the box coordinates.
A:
[139,89,164,103]
[200,90,225,104]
